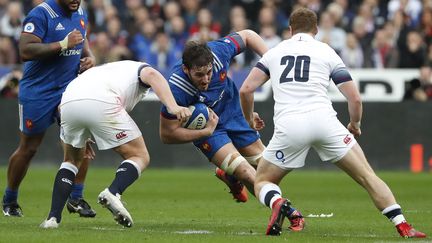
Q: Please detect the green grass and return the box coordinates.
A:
[0,166,430,242]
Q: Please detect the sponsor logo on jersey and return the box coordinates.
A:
[80,19,85,29]
[61,177,73,185]
[25,119,33,130]
[115,131,128,140]
[23,23,35,33]
[55,22,65,31]
[223,38,231,44]
[201,141,211,152]
[343,135,352,145]
[219,71,226,82]
[116,168,127,173]
[59,49,82,56]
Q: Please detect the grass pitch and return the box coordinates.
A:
[0,166,430,243]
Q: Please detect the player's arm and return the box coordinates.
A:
[239,65,269,130]
[338,81,362,136]
[140,66,191,121]
[236,29,268,56]
[19,30,84,61]
[79,38,95,73]
[160,109,219,144]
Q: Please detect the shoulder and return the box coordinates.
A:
[33,2,59,19]
[168,71,197,98]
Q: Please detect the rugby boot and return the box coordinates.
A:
[396,222,426,238]
[66,197,96,217]
[215,168,248,202]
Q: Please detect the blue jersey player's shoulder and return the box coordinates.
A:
[22,3,54,39]
[207,33,246,66]
[161,66,197,119]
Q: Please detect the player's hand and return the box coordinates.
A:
[79,56,95,74]
[347,122,361,138]
[67,29,84,49]
[83,138,96,160]
[170,105,192,123]
[204,108,219,136]
[251,112,265,131]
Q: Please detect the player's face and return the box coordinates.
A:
[59,0,81,12]
[185,64,213,91]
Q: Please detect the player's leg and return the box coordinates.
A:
[3,132,44,216]
[335,143,426,238]
[65,153,96,217]
[98,136,149,228]
[211,143,256,195]
[255,158,305,235]
[41,143,84,228]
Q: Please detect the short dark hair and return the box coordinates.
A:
[182,40,213,69]
[289,8,318,35]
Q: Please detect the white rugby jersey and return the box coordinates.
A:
[61,61,150,112]
[257,33,352,119]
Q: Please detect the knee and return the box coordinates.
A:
[16,144,39,159]
[220,153,255,181]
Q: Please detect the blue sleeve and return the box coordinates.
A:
[160,85,192,120]
[22,8,47,40]
[330,67,352,85]
[209,33,246,65]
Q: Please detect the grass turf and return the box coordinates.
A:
[0,166,430,243]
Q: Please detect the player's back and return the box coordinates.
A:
[261,33,346,118]
[61,61,149,111]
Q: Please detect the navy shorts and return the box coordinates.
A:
[19,96,61,135]
[193,115,260,160]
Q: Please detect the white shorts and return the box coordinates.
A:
[59,100,142,150]
[263,109,356,169]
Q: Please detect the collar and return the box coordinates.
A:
[291,33,315,41]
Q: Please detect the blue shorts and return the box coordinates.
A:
[193,114,260,159]
[19,96,61,135]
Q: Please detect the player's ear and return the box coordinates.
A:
[182,64,189,75]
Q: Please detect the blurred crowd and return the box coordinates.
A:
[0,0,431,100]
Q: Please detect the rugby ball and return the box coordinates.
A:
[182,103,209,129]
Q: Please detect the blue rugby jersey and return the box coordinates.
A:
[161,33,246,125]
[19,0,88,101]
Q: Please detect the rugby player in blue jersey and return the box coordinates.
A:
[159,30,305,231]
[2,0,96,217]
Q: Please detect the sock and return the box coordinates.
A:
[108,160,141,195]
[48,162,78,223]
[258,183,282,209]
[70,183,84,200]
[3,188,18,204]
[382,204,406,225]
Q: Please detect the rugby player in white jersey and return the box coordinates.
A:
[239,8,426,238]
[40,61,191,228]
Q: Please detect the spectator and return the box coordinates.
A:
[181,0,200,29]
[0,35,17,64]
[352,16,374,67]
[418,8,432,45]
[398,31,427,68]
[146,32,180,70]
[169,16,189,51]
[189,8,221,40]
[404,66,432,101]
[340,33,364,69]
[388,0,422,27]
[371,29,399,68]
[316,11,347,54]
[0,67,21,98]
[0,1,24,41]
[128,19,156,62]
[162,1,181,33]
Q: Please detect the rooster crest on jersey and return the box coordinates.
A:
[182,103,209,129]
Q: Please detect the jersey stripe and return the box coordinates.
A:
[40,3,59,18]
[212,52,222,72]
[169,77,195,96]
[78,7,83,15]
[172,73,197,91]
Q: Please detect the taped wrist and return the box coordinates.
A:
[59,36,69,51]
